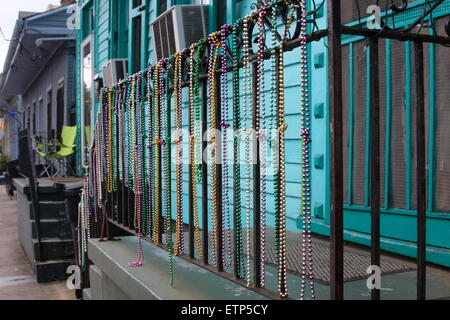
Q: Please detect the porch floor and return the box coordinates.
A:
[186,227,450,299]
[101,221,450,300]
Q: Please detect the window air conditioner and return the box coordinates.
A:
[151,5,209,62]
[103,59,128,87]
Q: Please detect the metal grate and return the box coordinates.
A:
[352,41,367,206]
[378,39,387,207]
[410,42,430,210]
[433,18,450,212]
[389,40,407,209]
[341,0,408,24]
[265,242,415,284]
[342,44,350,204]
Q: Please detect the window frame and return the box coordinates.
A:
[80,35,95,169]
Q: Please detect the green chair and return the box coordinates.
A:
[36,126,77,177]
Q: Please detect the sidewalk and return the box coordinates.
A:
[0,186,74,300]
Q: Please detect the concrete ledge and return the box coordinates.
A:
[88,236,268,300]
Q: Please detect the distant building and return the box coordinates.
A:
[0,2,77,170]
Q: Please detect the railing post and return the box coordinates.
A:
[414,40,427,301]
[252,62,261,288]
[369,36,381,300]
[327,0,344,300]
[202,78,209,265]
[215,67,223,272]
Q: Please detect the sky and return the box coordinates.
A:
[0,0,58,71]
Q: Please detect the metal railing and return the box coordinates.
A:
[83,0,450,300]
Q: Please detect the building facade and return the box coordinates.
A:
[0,4,77,166]
[75,0,450,267]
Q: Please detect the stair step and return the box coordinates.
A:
[32,238,74,261]
[33,258,75,283]
[29,201,67,219]
[30,218,72,239]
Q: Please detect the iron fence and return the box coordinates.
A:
[79,0,450,300]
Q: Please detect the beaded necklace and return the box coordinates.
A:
[117,84,125,184]
[138,72,149,240]
[298,0,316,300]
[152,65,161,244]
[256,7,268,287]
[145,70,153,238]
[129,73,145,267]
[112,88,119,193]
[106,88,113,193]
[189,41,204,258]
[123,83,131,189]
[242,16,253,287]
[275,2,296,299]
[220,24,232,268]
[80,175,91,271]
[208,33,221,267]
[174,52,185,257]
[232,21,245,279]
[159,59,174,284]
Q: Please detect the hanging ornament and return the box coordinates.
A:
[256,6,268,288]
[232,20,245,279]
[242,15,253,287]
[159,58,174,284]
[174,52,185,257]
[220,23,233,268]
[129,74,145,267]
[208,32,221,267]
[275,3,297,299]
[189,40,205,259]
[152,64,161,244]
[298,0,316,300]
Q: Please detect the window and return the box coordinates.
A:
[159,0,167,14]
[80,36,94,168]
[129,1,145,73]
[82,5,95,38]
[47,90,53,140]
[132,0,142,8]
[26,106,30,130]
[32,101,36,135]
[111,0,129,58]
[132,15,142,73]
[56,82,65,142]
[38,98,44,137]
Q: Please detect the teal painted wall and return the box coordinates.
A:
[75,0,450,267]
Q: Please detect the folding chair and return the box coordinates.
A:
[35,126,77,178]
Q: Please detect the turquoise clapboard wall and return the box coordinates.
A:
[75,0,450,267]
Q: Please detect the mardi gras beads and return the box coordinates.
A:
[242,16,253,287]
[298,0,316,300]
[208,32,221,267]
[232,21,245,279]
[174,52,185,257]
[189,42,204,259]
[152,65,161,244]
[256,6,269,287]
[220,23,233,268]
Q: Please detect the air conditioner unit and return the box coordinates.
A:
[103,59,128,87]
[151,5,209,62]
